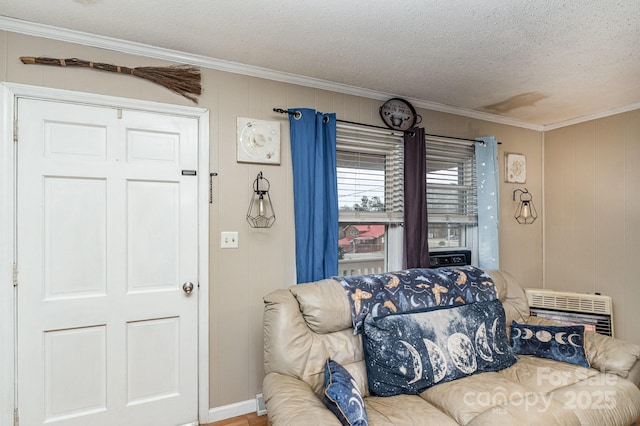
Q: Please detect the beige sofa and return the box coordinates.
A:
[263,269,640,425]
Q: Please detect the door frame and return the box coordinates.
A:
[0,82,210,426]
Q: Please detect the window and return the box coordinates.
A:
[425,136,478,250]
[336,123,404,275]
[336,127,479,274]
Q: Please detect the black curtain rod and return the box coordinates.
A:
[274,107,409,134]
[272,108,500,144]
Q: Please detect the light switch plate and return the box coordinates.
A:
[221,231,238,248]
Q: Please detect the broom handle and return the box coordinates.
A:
[20,56,136,75]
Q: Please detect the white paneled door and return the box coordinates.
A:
[16,98,199,425]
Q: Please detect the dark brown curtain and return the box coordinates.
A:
[403,127,430,268]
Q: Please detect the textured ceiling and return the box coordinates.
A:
[1,0,639,127]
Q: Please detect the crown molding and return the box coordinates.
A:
[543,102,640,131]
[3,16,636,133]
[2,16,547,131]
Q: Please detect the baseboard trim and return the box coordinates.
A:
[208,399,256,423]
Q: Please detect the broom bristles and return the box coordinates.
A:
[135,65,202,103]
[20,56,201,103]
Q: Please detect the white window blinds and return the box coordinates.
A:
[336,123,404,224]
[426,136,478,224]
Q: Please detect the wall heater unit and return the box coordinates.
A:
[525,288,614,337]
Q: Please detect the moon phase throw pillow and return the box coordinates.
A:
[510,321,590,368]
[323,358,368,426]
[362,299,517,396]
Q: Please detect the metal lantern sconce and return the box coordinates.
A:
[246,172,276,228]
[513,188,538,224]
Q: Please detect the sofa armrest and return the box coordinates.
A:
[583,331,640,378]
[526,316,640,378]
[625,358,640,387]
[263,372,341,426]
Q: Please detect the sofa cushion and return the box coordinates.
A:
[484,269,530,325]
[419,371,536,425]
[323,358,368,426]
[510,321,590,368]
[496,354,596,394]
[363,299,516,396]
[364,394,459,425]
[290,279,353,333]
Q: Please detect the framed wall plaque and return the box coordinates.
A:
[237,117,281,164]
[505,153,526,183]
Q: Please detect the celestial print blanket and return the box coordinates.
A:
[333,265,497,334]
[362,299,517,396]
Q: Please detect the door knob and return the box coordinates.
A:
[182,282,194,295]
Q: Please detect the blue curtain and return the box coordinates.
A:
[289,108,338,283]
[475,136,500,269]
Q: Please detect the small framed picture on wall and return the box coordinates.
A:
[505,153,526,183]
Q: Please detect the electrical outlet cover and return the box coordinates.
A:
[221,231,238,248]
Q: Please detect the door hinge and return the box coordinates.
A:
[209,172,218,204]
[14,408,19,426]
[13,119,18,143]
[13,263,18,287]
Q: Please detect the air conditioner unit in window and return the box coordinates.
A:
[428,250,471,268]
[525,288,614,337]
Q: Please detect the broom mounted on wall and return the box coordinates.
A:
[20,56,201,103]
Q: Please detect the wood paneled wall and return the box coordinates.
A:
[1,30,547,412]
[545,110,640,344]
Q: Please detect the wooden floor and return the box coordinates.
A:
[203,412,268,426]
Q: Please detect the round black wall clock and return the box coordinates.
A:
[379,98,422,131]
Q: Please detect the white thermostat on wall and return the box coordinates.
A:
[237,117,281,165]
